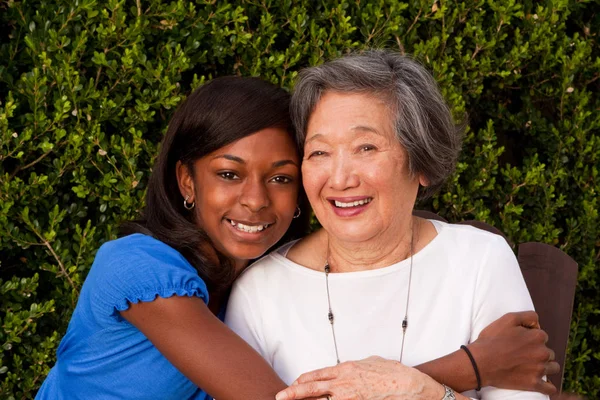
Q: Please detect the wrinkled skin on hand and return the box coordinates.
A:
[468,311,560,394]
[275,356,453,400]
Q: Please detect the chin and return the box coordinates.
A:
[228,244,272,263]
[327,217,382,240]
[328,226,379,243]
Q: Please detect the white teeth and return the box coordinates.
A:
[228,220,270,233]
[334,198,372,208]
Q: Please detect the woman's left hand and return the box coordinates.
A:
[275,356,448,400]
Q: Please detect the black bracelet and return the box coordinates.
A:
[460,345,482,391]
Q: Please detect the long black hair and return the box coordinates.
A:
[122,77,310,293]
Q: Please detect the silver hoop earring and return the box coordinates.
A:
[183,195,195,210]
[293,206,301,219]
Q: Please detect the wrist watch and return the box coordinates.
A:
[441,384,457,400]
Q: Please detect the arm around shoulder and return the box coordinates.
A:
[121,295,286,399]
[97,236,286,399]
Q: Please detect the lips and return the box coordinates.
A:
[326,196,373,217]
[226,218,273,234]
[328,196,373,208]
[332,198,372,208]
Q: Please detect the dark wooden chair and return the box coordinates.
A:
[413,210,579,395]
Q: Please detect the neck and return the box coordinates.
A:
[234,259,249,273]
[326,216,418,272]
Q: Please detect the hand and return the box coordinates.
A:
[468,311,560,394]
[275,356,445,400]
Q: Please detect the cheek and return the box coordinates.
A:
[195,185,237,219]
[273,185,300,216]
[268,187,300,238]
[301,165,325,200]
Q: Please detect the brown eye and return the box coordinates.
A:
[217,172,239,180]
[308,151,326,159]
[270,176,293,184]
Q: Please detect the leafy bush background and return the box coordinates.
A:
[1,0,598,398]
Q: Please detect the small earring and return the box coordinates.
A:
[183,195,195,210]
[293,206,301,219]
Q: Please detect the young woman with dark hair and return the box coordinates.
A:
[36,76,311,400]
[36,76,559,400]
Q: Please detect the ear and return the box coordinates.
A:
[176,160,195,202]
[418,174,429,187]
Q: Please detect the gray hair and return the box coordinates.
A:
[290,50,463,198]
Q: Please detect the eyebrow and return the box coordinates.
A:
[214,154,245,164]
[305,125,383,144]
[214,154,298,168]
[304,133,323,144]
[350,125,383,135]
[272,159,298,168]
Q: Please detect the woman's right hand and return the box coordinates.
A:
[467,311,560,394]
[275,356,465,400]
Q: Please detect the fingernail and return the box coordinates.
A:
[275,391,288,400]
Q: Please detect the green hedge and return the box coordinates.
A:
[1,0,598,398]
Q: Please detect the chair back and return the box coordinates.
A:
[412,210,578,394]
[518,242,578,395]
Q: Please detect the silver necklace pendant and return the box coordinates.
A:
[324,263,341,364]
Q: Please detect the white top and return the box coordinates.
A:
[225,221,548,399]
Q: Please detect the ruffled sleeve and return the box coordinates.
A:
[83,233,209,324]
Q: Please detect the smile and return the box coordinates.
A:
[227,219,272,234]
[332,198,372,208]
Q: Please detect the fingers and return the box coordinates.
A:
[276,381,331,400]
[511,311,540,329]
[545,361,560,376]
[535,380,558,396]
[528,327,549,344]
[294,366,339,384]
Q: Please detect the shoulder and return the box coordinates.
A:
[431,220,512,253]
[86,234,209,312]
[93,233,200,278]
[95,233,190,267]
[422,220,518,280]
[233,237,316,296]
[235,245,290,287]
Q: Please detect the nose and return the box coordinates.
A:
[239,178,270,212]
[329,153,360,191]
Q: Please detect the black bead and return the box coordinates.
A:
[402,318,408,329]
[328,312,334,323]
[324,264,330,273]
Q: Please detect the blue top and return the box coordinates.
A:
[36,234,213,400]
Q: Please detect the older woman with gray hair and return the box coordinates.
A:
[226,50,552,399]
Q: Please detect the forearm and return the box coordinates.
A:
[418,368,471,400]
[193,324,287,399]
[122,296,287,400]
[414,349,478,393]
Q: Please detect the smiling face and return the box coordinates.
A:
[302,91,424,243]
[177,127,300,268]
